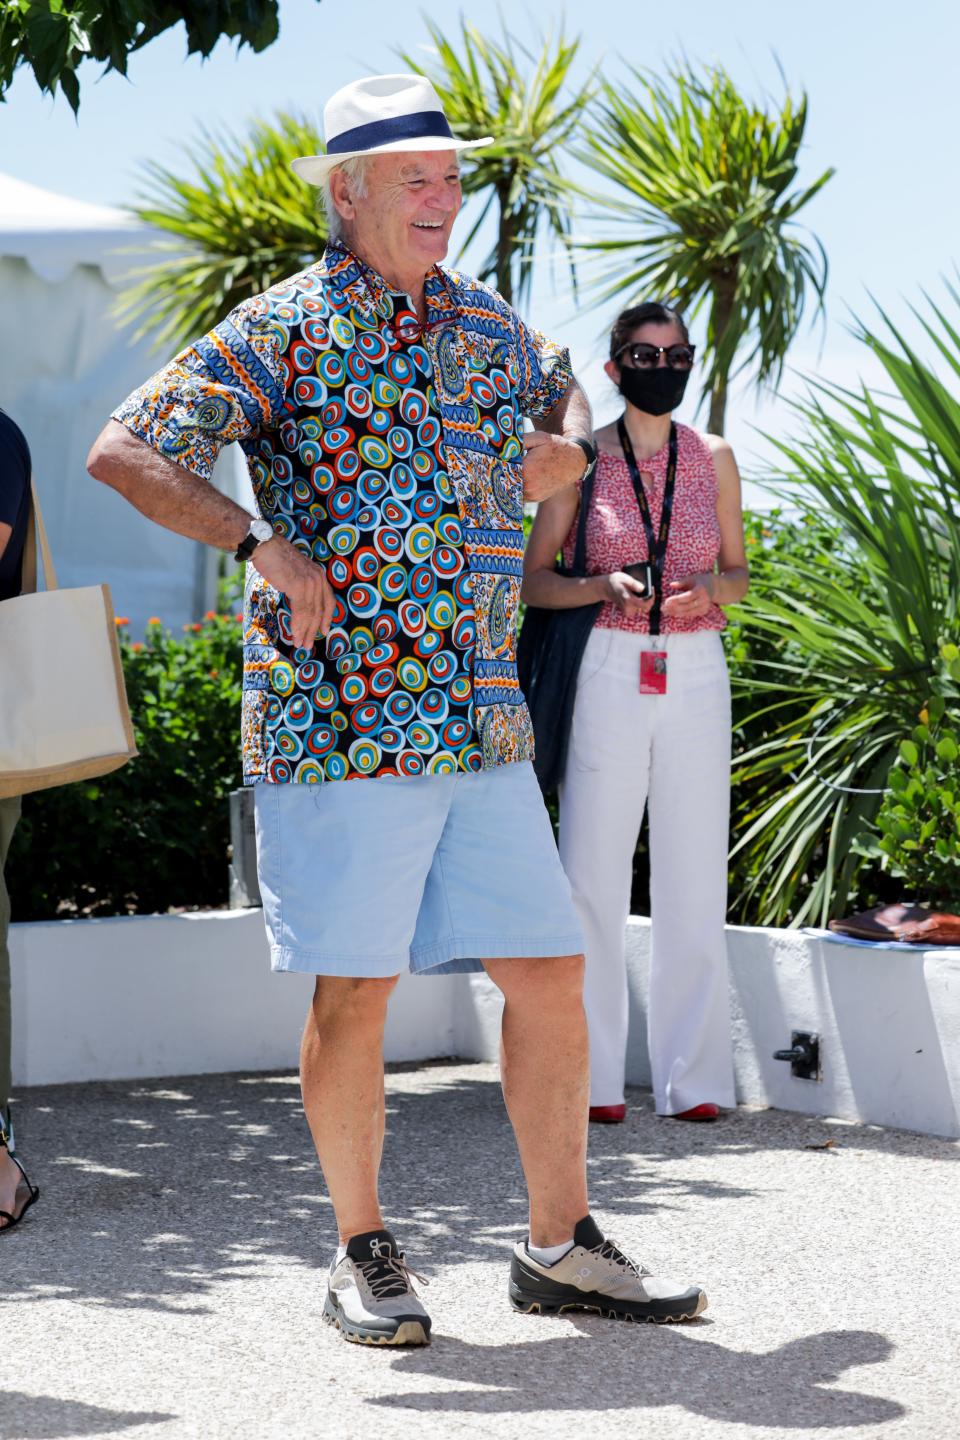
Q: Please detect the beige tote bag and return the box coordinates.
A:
[0,483,137,799]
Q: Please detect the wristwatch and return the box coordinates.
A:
[571,436,598,482]
[234,517,274,563]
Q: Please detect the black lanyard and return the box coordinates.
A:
[616,418,678,637]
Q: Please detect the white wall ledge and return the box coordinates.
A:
[10,911,960,1139]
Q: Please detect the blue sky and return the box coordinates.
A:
[2,0,958,499]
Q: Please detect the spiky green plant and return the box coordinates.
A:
[727,287,960,926]
[578,62,834,434]
[121,112,327,348]
[399,17,593,307]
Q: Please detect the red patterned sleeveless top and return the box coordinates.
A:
[561,422,724,635]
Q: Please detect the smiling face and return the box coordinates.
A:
[330,150,462,299]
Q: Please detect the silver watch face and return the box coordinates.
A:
[250,518,274,544]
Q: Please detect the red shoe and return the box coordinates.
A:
[671,1103,719,1122]
[589,1104,626,1124]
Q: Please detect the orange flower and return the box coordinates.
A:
[209,668,219,679]
[235,613,243,623]
[147,616,161,625]
[191,622,202,632]
[114,616,130,626]
[204,610,217,620]
[131,641,144,652]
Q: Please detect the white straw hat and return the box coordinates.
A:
[291,73,494,185]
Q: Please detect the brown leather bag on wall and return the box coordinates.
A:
[829,904,960,945]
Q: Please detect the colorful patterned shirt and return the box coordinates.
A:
[113,240,572,783]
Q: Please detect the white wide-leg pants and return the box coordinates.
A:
[558,627,736,1114]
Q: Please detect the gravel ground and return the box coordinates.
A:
[2,1060,957,1440]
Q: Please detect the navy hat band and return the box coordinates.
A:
[326,110,455,156]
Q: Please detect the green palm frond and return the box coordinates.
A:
[120,113,328,349]
[728,287,960,925]
[399,16,594,307]
[577,62,834,432]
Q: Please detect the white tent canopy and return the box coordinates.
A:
[1,172,151,284]
[0,172,249,633]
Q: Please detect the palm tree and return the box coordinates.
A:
[398,17,594,309]
[121,113,327,349]
[579,62,834,434]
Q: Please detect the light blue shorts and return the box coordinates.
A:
[253,761,584,977]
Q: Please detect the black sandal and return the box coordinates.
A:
[0,1119,39,1234]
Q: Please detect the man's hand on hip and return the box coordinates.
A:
[521,432,587,503]
[251,536,335,651]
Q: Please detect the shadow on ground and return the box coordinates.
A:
[3,1064,954,1315]
[374,1325,903,1428]
[2,1065,750,1314]
[3,1062,940,1430]
[0,1392,172,1439]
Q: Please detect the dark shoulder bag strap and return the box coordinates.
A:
[569,468,597,578]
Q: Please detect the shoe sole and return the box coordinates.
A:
[322,1294,431,1347]
[509,1280,707,1325]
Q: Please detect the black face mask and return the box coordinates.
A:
[617,364,690,416]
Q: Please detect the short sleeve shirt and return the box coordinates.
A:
[113,240,572,784]
[0,409,31,602]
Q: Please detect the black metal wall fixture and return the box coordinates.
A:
[773,1031,821,1081]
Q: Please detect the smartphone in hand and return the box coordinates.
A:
[622,561,653,597]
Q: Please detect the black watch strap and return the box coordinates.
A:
[571,435,598,480]
[234,531,260,563]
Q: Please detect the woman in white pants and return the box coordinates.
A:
[522,302,749,1123]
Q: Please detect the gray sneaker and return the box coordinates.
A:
[509,1215,707,1324]
[324,1228,431,1346]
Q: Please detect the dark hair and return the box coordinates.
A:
[609,302,689,360]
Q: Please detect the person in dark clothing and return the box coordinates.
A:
[0,410,30,602]
[0,407,40,1231]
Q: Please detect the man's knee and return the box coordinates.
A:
[485,953,585,1007]
[309,973,401,1029]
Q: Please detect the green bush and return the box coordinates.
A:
[724,504,885,922]
[854,645,960,910]
[724,288,960,927]
[7,610,244,920]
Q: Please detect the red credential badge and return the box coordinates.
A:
[639,650,668,695]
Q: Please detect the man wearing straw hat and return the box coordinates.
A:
[89,74,706,1346]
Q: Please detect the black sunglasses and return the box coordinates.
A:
[616,342,696,371]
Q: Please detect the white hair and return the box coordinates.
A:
[323,156,370,241]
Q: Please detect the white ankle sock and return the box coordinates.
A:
[526,1237,574,1266]
[335,1243,348,1264]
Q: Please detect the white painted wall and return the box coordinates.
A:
[623,919,960,1139]
[10,911,960,1138]
[10,909,460,1086]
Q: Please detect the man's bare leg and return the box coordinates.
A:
[299,974,399,1243]
[484,953,590,1246]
